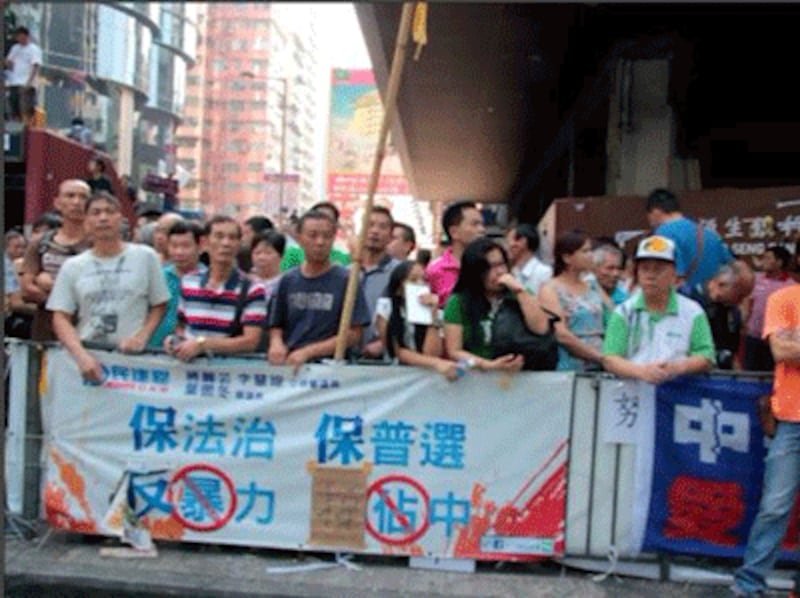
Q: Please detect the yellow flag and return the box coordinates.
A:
[412,2,428,61]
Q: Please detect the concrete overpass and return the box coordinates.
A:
[356,3,800,223]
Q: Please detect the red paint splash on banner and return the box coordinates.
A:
[144,514,185,540]
[45,448,96,533]
[380,543,425,556]
[454,459,567,559]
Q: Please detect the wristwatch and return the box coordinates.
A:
[196,336,207,355]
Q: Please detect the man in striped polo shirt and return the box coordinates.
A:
[602,235,715,383]
[166,215,266,361]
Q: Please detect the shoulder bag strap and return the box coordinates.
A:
[37,229,57,256]
[229,276,251,337]
[684,221,705,283]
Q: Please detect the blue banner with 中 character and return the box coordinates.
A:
[643,376,789,558]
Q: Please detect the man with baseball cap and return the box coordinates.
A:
[601,235,715,384]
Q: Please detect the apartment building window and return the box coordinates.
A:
[228,100,245,111]
[223,162,240,173]
[247,162,262,173]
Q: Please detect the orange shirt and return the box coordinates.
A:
[763,285,800,421]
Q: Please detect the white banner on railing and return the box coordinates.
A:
[41,348,574,560]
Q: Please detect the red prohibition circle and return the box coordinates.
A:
[168,463,237,532]
[365,474,431,546]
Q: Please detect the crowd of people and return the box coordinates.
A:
[5,183,800,593]
[4,183,797,384]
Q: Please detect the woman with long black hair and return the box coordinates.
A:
[443,237,550,372]
[375,260,460,380]
[538,229,612,371]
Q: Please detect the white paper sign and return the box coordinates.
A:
[404,282,433,325]
[598,379,655,445]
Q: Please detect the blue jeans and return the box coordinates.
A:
[734,420,800,595]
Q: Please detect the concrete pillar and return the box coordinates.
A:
[116,87,135,176]
[606,59,675,196]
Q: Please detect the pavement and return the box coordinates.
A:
[3,526,765,598]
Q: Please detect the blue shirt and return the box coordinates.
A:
[610,284,629,306]
[655,217,733,290]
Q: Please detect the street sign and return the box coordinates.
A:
[4,125,24,162]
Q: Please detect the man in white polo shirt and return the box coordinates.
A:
[602,235,715,384]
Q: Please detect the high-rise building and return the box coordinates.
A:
[10,3,197,194]
[175,4,322,220]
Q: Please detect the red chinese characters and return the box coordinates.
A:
[663,476,744,546]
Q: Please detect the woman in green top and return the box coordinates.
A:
[443,237,550,372]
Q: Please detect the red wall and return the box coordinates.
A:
[23,129,135,225]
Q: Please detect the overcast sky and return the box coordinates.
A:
[312,3,371,69]
[293,3,372,199]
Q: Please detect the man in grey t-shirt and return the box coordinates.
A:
[358,205,400,358]
[268,209,370,370]
[47,192,169,382]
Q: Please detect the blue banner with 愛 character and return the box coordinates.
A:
[643,376,800,559]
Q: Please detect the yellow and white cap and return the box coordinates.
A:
[635,235,676,263]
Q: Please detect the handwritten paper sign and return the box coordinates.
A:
[599,379,655,445]
[307,461,371,549]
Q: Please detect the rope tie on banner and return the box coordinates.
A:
[412,2,428,61]
[265,553,362,574]
[591,545,620,582]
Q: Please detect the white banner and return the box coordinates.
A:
[41,348,573,560]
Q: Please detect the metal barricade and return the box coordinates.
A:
[4,340,779,580]
[5,339,47,522]
[562,369,776,583]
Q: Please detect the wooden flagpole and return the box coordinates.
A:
[333,2,417,361]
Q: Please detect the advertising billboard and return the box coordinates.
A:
[326,68,409,223]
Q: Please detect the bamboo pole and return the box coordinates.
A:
[333,2,416,361]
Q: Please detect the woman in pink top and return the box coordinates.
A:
[743,245,796,371]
